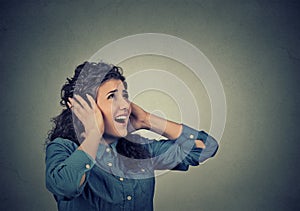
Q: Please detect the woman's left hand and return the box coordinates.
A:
[127,102,149,133]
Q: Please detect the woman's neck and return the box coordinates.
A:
[102,134,119,145]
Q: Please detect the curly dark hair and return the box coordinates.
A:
[47,61,150,160]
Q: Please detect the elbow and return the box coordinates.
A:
[198,135,219,163]
[172,163,190,171]
[198,130,219,157]
[46,173,81,198]
[209,136,219,158]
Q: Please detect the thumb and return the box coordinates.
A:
[127,118,136,133]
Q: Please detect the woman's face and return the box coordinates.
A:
[96,79,131,138]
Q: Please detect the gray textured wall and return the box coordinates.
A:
[1,0,299,210]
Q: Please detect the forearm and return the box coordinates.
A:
[143,112,182,140]
[131,103,205,148]
[147,114,206,148]
[46,139,96,197]
[79,131,102,159]
[78,132,102,185]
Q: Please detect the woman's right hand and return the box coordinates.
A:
[68,94,104,142]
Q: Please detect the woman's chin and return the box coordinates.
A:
[115,123,129,137]
[117,129,128,137]
[104,130,128,139]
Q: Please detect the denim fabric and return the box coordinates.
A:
[45,125,218,211]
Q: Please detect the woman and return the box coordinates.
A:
[45,61,219,211]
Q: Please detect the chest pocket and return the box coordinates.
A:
[87,166,124,204]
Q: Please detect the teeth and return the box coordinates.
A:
[115,115,127,120]
[115,115,127,123]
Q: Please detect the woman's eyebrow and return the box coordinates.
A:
[106,89,118,96]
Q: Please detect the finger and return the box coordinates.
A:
[72,107,86,125]
[127,119,136,133]
[130,102,137,109]
[68,97,85,120]
[86,94,98,111]
[74,94,92,110]
[80,132,86,139]
[67,101,73,109]
[71,96,92,118]
[87,94,104,122]
[68,97,82,109]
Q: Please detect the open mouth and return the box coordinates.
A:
[114,115,127,124]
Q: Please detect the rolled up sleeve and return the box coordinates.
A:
[197,131,219,163]
[45,138,96,199]
[148,125,201,170]
[148,125,219,171]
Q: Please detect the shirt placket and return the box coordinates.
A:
[103,145,116,175]
[110,142,135,210]
[122,178,134,211]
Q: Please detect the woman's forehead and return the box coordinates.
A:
[98,79,125,95]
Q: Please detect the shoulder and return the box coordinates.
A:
[46,137,78,153]
[125,133,149,144]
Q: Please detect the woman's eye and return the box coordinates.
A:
[123,93,129,99]
[107,93,114,99]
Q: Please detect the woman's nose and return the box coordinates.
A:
[118,96,130,110]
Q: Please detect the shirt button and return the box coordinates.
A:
[141,168,145,172]
[107,162,113,167]
[127,195,132,201]
[119,177,124,181]
[85,164,91,169]
[106,148,111,153]
[189,134,194,139]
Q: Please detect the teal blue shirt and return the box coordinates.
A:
[45,125,218,211]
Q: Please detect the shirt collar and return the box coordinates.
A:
[109,139,118,155]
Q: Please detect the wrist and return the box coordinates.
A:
[85,129,103,143]
[141,112,151,130]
